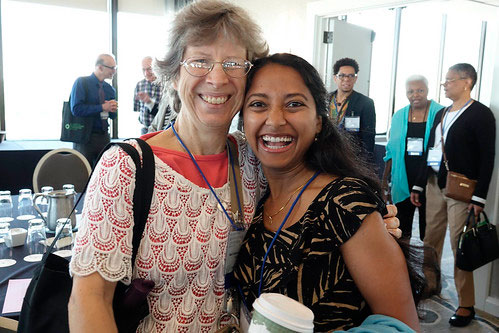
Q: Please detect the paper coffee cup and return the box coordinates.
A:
[249,293,314,332]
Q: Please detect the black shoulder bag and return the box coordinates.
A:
[61,78,94,144]
[18,138,156,333]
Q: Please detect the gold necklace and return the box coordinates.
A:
[410,100,429,122]
[265,182,307,225]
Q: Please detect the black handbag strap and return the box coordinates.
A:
[43,138,155,267]
[127,138,155,264]
[463,210,490,233]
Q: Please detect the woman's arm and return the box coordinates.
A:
[340,211,420,331]
[68,272,118,333]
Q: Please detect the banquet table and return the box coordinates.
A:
[0,194,83,318]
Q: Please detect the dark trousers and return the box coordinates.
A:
[395,194,426,241]
[73,132,110,167]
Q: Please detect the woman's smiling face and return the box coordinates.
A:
[243,63,321,172]
[174,35,247,130]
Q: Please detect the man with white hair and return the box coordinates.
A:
[134,56,163,134]
[382,75,443,239]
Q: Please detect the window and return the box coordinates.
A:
[440,13,482,106]
[395,5,443,112]
[116,11,170,138]
[347,9,396,134]
[2,0,108,140]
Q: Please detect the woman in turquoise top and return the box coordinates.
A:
[382,75,443,240]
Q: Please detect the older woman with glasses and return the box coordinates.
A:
[382,75,443,240]
[69,2,268,332]
[411,63,496,327]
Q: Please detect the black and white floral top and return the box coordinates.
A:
[234,177,385,332]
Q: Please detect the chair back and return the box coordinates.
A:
[32,148,92,193]
[0,317,18,332]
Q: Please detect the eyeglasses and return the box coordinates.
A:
[180,57,253,78]
[142,67,153,72]
[441,77,466,85]
[101,64,117,70]
[335,73,357,80]
[407,89,426,95]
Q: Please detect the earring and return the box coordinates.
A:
[314,136,318,142]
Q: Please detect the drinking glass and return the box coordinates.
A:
[63,184,75,194]
[63,184,77,209]
[27,218,47,256]
[0,191,13,223]
[55,218,73,251]
[18,188,35,220]
[0,222,14,267]
[36,186,54,217]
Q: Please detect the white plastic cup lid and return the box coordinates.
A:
[252,293,314,332]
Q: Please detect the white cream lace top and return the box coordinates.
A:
[70,131,265,332]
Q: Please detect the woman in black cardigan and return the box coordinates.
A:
[410,63,496,327]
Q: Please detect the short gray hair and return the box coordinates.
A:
[406,75,428,89]
[155,0,269,113]
[449,63,477,89]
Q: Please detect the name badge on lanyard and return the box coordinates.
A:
[224,222,246,275]
[407,137,424,156]
[427,147,442,166]
[344,116,360,132]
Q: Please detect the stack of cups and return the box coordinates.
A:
[248,293,314,333]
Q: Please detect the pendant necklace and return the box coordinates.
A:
[410,100,429,122]
[265,180,307,225]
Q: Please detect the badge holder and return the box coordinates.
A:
[407,137,423,156]
[427,147,442,167]
[344,116,360,132]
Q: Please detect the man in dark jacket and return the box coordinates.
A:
[328,58,376,160]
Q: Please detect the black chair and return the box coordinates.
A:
[32,148,91,193]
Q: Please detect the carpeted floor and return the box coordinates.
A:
[411,210,499,332]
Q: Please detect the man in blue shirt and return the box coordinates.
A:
[70,54,118,166]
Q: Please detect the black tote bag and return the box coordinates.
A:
[61,78,94,144]
[18,139,156,333]
[60,100,94,143]
[456,211,499,272]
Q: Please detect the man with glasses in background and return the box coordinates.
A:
[134,56,163,135]
[328,57,376,161]
[70,53,118,166]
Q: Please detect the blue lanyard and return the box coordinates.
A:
[442,99,472,136]
[257,171,320,296]
[170,120,242,230]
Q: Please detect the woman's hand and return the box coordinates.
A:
[468,203,483,217]
[341,212,420,331]
[383,204,401,239]
[410,192,421,207]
